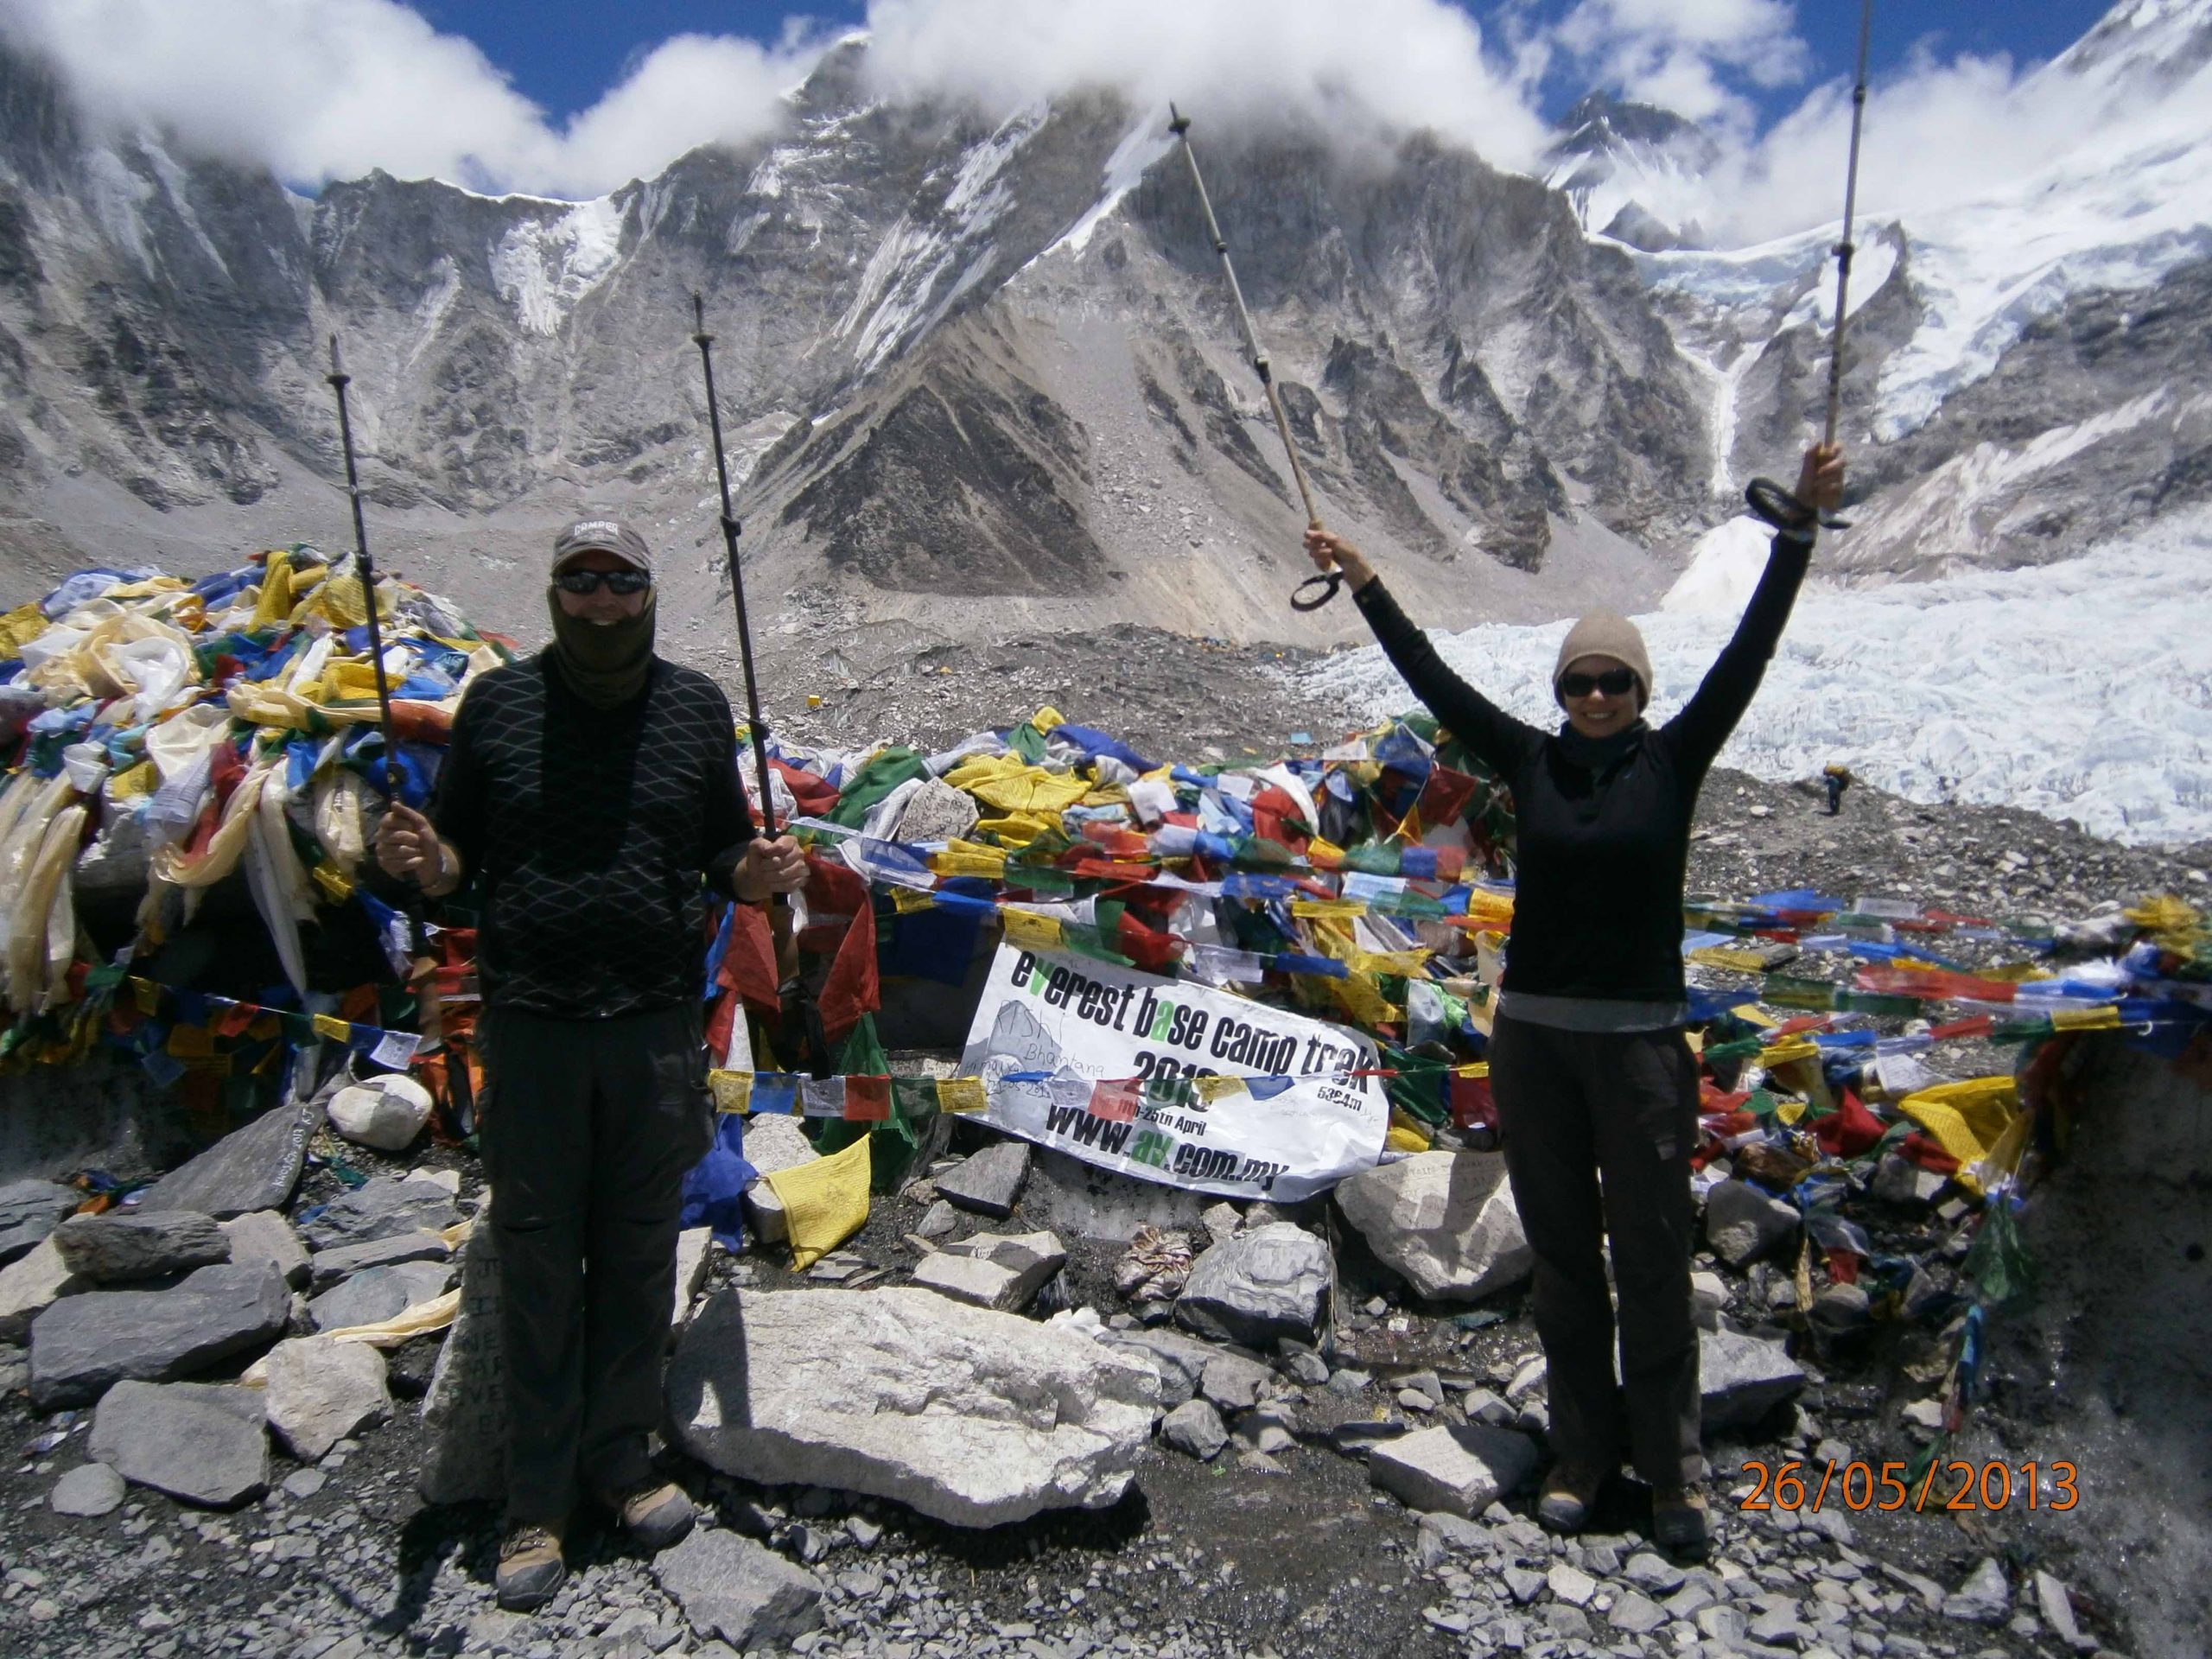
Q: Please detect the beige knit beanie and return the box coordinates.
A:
[1552,612,1653,709]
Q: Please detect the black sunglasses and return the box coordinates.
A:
[553,569,651,596]
[1560,667,1637,698]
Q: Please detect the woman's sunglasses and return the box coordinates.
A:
[1560,667,1637,698]
[553,569,652,596]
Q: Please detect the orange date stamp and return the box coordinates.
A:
[1738,1459,2079,1514]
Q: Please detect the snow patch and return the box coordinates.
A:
[1661,518,1776,615]
[1044,118,1175,261]
[487,197,627,337]
[1307,509,2212,845]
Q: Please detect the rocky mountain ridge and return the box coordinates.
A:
[0,0,2205,660]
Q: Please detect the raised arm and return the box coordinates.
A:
[1662,444,1842,772]
[1305,529,1545,779]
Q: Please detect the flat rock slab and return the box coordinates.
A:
[29,1262,290,1409]
[308,1230,451,1290]
[50,1460,128,1516]
[299,1179,457,1252]
[264,1336,391,1461]
[89,1379,269,1508]
[219,1211,311,1289]
[1368,1423,1541,1518]
[1334,1152,1532,1303]
[670,1226,714,1336]
[933,1141,1031,1218]
[308,1261,454,1332]
[0,1236,88,1344]
[53,1211,230,1282]
[668,1287,1159,1528]
[1100,1328,1218,1408]
[652,1529,824,1649]
[1700,1325,1807,1430]
[1198,1351,1274,1413]
[1173,1223,1332,1349]
[135,1099,319,1221]
[916,1230,1066,1310]
[0,1179,81,1265]
[1703,1179,1799,1268]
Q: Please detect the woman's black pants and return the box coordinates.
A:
[1487,1013,1705,1488]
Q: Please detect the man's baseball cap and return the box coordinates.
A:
[550,518,652,577]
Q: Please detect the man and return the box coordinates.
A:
[376,518,806,1611]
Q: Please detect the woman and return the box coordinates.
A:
[1305,443,1844,1555]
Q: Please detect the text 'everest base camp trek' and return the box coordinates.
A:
[0,2,2208,1658]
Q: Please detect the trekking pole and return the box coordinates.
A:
[1166,105,1338,613]
[327,336,404,800]
[690,295,791,917]
[1745,0,1872,536]
[327,337,442,1047]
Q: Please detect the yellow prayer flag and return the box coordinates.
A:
[1192,1075,1249,1103]
[2050,1004,2121,1031]
[709,1070,753,1114]
[1899,1076,2020,1196]
[165,1023,215,1058]
[1001,908,1064,951]
[766,1134,872,1270]
[1292,899,1369,920]
[890,885,939,914]
[936,1077,988,1115]
[311,1013,353,1042]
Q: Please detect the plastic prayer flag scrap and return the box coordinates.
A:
[936,1077,987,1114]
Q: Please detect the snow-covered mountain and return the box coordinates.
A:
[0,0,2204,664]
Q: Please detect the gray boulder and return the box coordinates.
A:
[263,1336,391,1460]
[0,1179,81,1265]
[88,1380,269,1507]
[1334,1152,1532,1303]
[934,1141,1031,1218]
[29,1262,290,1408]
[1198,1351,1274,1413]
[134,1099,319,1220]
[0,1236,88,1343]
[1159,1399,1229,1460]
[50,1460,127,1517]
[668,1287,1158,1527]
[1174,1223,1332,1348]
[912,1230,1065,1311]
[741,1114,817,1246]
[219,1211,311,1289]
[1699,1325,1806,1429]
[417,1223,505,1506]
[52,1211,230,1282]
[1367,1424,1540,1518]
[1946,1558,2011,1624]
[307,1230,451,1290]
[652,1529,823,1649]
[670,1226,714,1338]
[1099,1328,1218,1408]
[299,1179,457,1251]
[1703,1179,1800,1268]
[308,1261,454,1332]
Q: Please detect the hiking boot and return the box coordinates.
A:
[1535,1459,1610,1535]
[1653,1484,1712,1557]
[494,1524,565,1612]
[607,1480,696,1553]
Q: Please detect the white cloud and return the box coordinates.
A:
[0,0,823,197]
[858,0,1554,170]
[1553,0,1806,123]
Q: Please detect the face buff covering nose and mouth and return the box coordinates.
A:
[545,588,657,708]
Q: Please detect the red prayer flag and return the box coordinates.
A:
[843,1076,890,1121]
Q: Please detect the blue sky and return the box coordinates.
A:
[419,0,2110,131]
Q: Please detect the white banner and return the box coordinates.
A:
[958,944,1389,1201]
